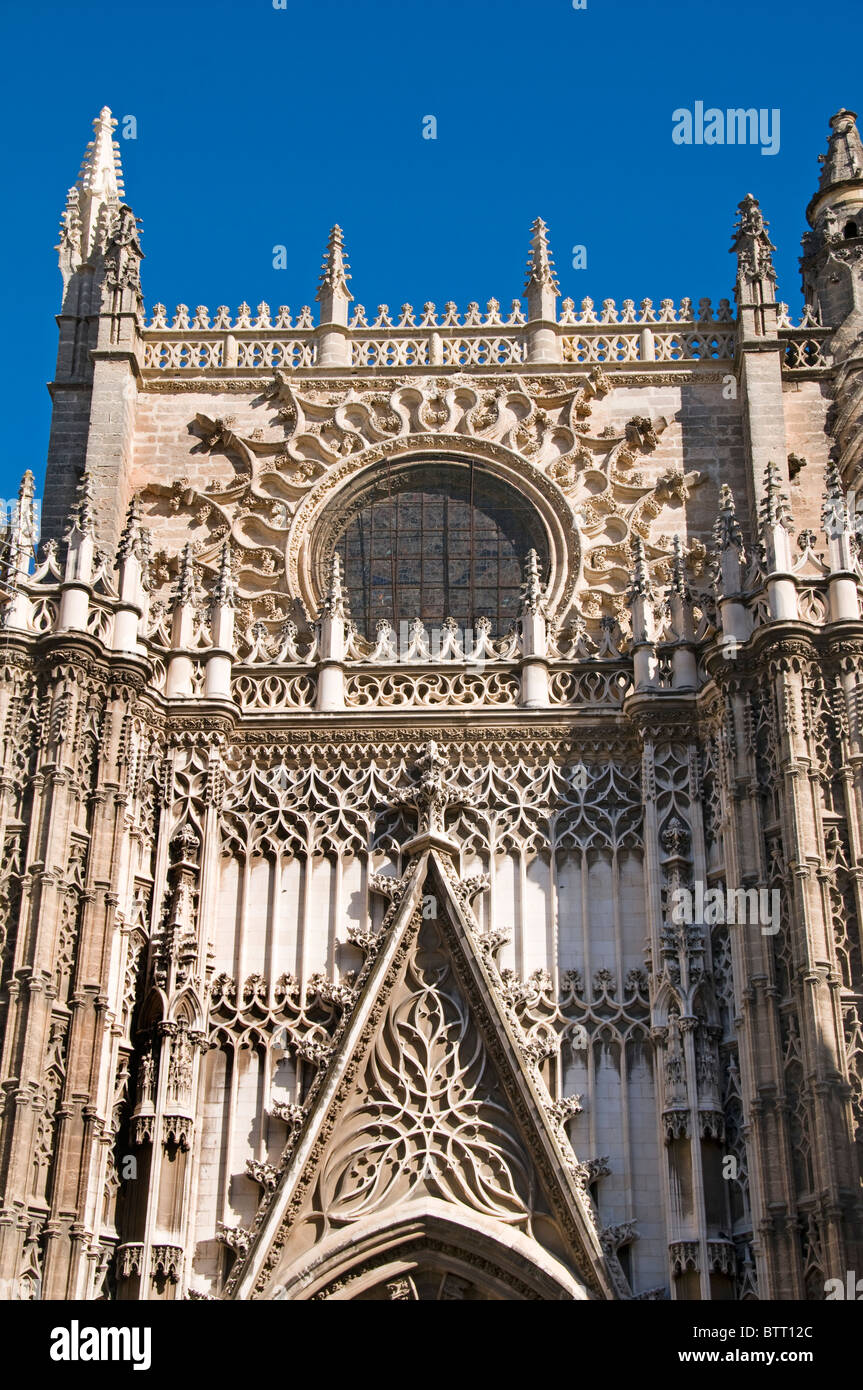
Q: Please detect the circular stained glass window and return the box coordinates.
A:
[332,462,549,637]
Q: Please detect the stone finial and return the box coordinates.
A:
[759,464,798,617]
[670,534,689,599]
[16,469,36,543]
[117,496,152,571]
[2,472,37,588]
[390,738,479,857]
[316,225,353,312]
[821,461,861,620]
[518,550,549,699]
[713,484,744,554]
[213,540,236,608]
[112,496,152,651]
[316,225,353,357]
[628,536,657,688]
[205,542,237,695]
[524,218,560,301]
[822,461,848,537]
[712,484,750,646]
[628,535,653,599]
[730,193,779,338]
[320,551,349,621]
[167,544,198,681]
[519,549,547,616]
[668,537,696,684]
[0,472,38,626]
[78,106,125,202]
[64,469,96,540]
[57,187,82,269]
[524,220,562,359]
[68,106,127,263]
[760,461,793,533]
[59,470,98,624]
[730,193,777,284]
[172,543,196,608]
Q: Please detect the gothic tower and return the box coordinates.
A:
[0,107,861,1302]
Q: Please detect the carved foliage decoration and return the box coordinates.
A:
[136,371,696,635]
[219,745,643,862]
[223,852,612,1301]
[316,916,533,1225]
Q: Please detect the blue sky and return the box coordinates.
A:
[1,0,861,507]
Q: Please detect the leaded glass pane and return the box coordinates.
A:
[333,463,548,636]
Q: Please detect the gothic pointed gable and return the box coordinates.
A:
[222,849,617,1301]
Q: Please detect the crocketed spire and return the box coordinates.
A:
[316,225,353,304]
[117,496,150,564]
[78,106,125,203]
[320,551,349,619]
[172,543,196,607]
[628,535,652,598]
[730,193,777,282]
[519,549,547,615]
[64,469,96,539]
[713,483,744,553]
[760,461,793,532]
[64,106,126,263]
[524,218,560,297]
[1,472,37,585]
[669,535,689,598]
[822,460,849,537]
[213,540,236,607]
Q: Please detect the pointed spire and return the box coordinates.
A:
[822,461,848,538]
[57,186,83,268]
[731,193,777,285]
[4,472,37,586]
[759,464,797,616]
[519,549,547,615]
[628,535,653,598]
[316,225,353,305]
[0,471,38,627]
[524,218,562,359]
[206,540,237,687]
[173,543,195,607]
[68,107,126,262]
[821,460,861,620]
[668,536,696,685]
[713,483,744,554]
[316,552,348,707]
[65,469,96,539]
[760,461,793,533]
[524,218,560,297]
[320,551,349,620]
[670,535,689,598]
[213,540,236,608]
[628,537,657,689]
[59,469,98,618]
[112,497,152,650]
[16,468,36,535]
[78,106,125,202]
[117,496,150,566]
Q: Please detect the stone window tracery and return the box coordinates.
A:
[331,462,549,636]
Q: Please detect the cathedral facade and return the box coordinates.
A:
[0,106,862,1302]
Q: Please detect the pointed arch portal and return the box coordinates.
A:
[222,849,618,1302]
